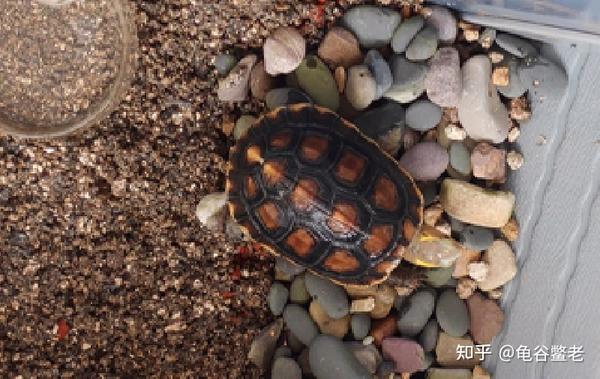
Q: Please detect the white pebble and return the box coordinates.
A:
[507,150,524,170]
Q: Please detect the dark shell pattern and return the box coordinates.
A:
[227,104,423,285]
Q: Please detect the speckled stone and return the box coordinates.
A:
[342,6,402,48]
[249,60,274,100]
[391,15,424,53]
[425,47,462,107]
[381,338,425,374]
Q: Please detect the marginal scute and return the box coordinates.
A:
[257,201,281,231]
[403,219,416,242]
[335,149,367,184]
[324,249,360,273]
[372,176,399,211]
[300,135,329,162]
[285,228,316,257]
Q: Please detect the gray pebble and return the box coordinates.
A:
[364,50,393,99]
[305,273,349,319]
[399,142,449,182]
[214,53,237,75]
[419,319,440,352]
[419,182,438,207]
[422,352,435,370]
[268,282,290,316]
[234,115,257,141]
[425,47,462,107]
[425,267,454,288]
[384,55,427,104]
[265,88,312,110]
[353,101,405,140]
[435,289,469,337]
[283,304,319,346]
[397,289,436,337]
[406,26,438,62]
[391,15,424,53]
[405,100,442,132]
[459,225,494,251]
[449,216,465,233]
[275,256,306,279]
[376,361,395,379]
[496,33,538,58]
[345,342,383,374]
[351,313,371,340]
[298,348,312,376]
[273,346,292,360]
[290,274,310,304]
[286,329,305,354]
[271,357,302,379]
[449,142,472,177]
[426,6,457,44]
[518,55,568,104]
[394,294,407,311]
[248,319,284,370]
[342,6,402,48]
[497,55,527,99]
[309,335,372,379]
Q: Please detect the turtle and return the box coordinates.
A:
[226,103,424,286]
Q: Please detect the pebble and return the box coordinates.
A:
[268,282,289,316]
[397,289,436,337]
[453,248,481,278]
[399,142,449,181]
[309,335,372,379]
[406,26,439,62]
[405,225,462,268]
[309,301,351,338]
[456,278,477,300]
[495,33,538,58]
[450,217,466,233]
[248,319,284,370]
[265,88,312,110]
[427,368,473,379]
[234,115,257,141]
[370,284,397,319]
[342,6,402,48]
[296,55,340,111]
[353,101,405,140]
[377,361,395,379]
[459,226,494,252]
[381,338,425,374]
[273,346,292,360]
[274,256,305,281]
[385,55,427,104]
[290,274,310,304]
[318,26,363,68]
[370,315,397,346]
[425,267,454,288]
[287,329,305,354]
[272,357,302,379]
[264,27,305,75]
[351,298,376,313]
[335,66,346,93]
[477,240,517,291]
[346,342,383,374]
[214,53,237,75]
[473,365,492,379]
[352,313,372,340]
[402,127,420,152]
[497,56,527,99]
[364,50,393,99]
[436,289,469,337]
[249,60,274,100]
[217,54,257,101]
[405,100,442,132]
[391,15,424,53]
[419,182,438,207]
[507,150,524,170]
[298,348,312,376]
[419,319,440,353]
[471,142,506,181]
[449,142,472,177]
[458,55,510,143]
[426,6,458,44]
[440,179,516,228]
[196,192,227,232]
[345,65,377,110]
[283,304,319,346]
[305,273,349,319]
[468,262,489,282]
[425,47,462,107]
[501,218,520,242]
[479,28,496,49]
[519,55,568,104]
[435,332,479,367]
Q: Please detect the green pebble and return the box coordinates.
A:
[295,55,340,111]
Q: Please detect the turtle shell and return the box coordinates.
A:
[227,104,423,286]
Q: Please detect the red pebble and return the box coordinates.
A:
[57,319,69,340]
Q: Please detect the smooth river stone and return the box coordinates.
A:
[296,55,340,111]
[309,335,372,379]
[397,289,436,337]
[426,5,457,44]
[405,100,442,132]
[425,47,462,107]
[477,240,517,291]
[318,26,363,68]
[264,27,305,75]
[436,289,469,337]
[406,25,438,62]
[305,273,349,319]
[217,54,257,102]
[353,101,405,140]
[391,15,424,53]
[345,65,377,110]
[495,33,538,58]
[283,304,319,346]
[440,179,515,228]
[458,55,510,143]
[399,142,449,181]
[342,6,402,48]
[518,55,568,105]
[364,50,393,99]
[248,319,284,370]
[467,292,505,344]
[497,55,526,99]
[272,357,302,379]
[384,55,427,104]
